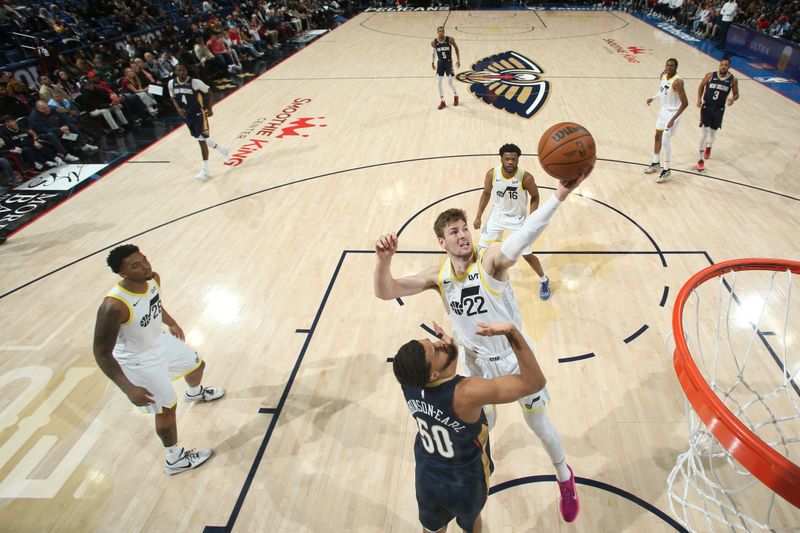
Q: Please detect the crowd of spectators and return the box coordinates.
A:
[625,0,799,44]
[0,0,350,191]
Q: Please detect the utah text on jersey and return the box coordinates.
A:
[456,51,550,119]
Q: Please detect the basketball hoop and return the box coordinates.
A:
[668,258,800,532]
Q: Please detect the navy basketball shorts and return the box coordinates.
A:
[436,61,454,77]
[415,462,489,532]
[185,110,209,139]
[700,106,725,130]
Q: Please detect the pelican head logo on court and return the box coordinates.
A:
[456,51,549,119]
[226,98,328,166]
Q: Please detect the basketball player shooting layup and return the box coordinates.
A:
[93,245,224,475]
[473,143,551,301]
[431,26,460,110]
[375,174,588,523]
[168,63,230,181]
[393,321,546,533]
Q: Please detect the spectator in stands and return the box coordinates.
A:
[76,77,132,133]
[0,143,22,189]
[754,13,770,31]
[28,99,98,155]
[206,33,243,74]
[0,82,31,117]
[718,0,739,47]
[250,14,280,49]
[57,54,84,78]
[227,24,264,59]
[770,15,791,37]
[694,2,711,33]
[121,67,159,117]
[38,74,58,102]
[0,114,68,170]
[54,69,80,99]
[143,52,171,81]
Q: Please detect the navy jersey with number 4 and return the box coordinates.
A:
[703,72,734,111]
[168,77,210,115]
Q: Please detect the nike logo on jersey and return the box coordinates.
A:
[443,280,451,284]
[133,300,141,306]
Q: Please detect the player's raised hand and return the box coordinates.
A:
[555,172,589,200]
[475,322,517,337]
[432,320,454,346]
[375,233,399,260]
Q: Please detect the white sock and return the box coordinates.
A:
[553,456,571,482]
[165,444,182,461]
[698,127,710,158]
[186,384,202,396]
[205,138,218,149]
[436,75,444,99]
[651,153,659,164]
[540,275,548,283]
[447,75,457,95]
[201,160,209,172]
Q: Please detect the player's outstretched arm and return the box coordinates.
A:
[454,322,546,421]
[483,175,587,278]
[93,299,154,407]
[374,233,440,299]
[697,72,712,107]
[473,169,493,230]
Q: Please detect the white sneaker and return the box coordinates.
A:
[194,168,209,181]
[34,162,43,170]
[45,160,58,168]
[81,144,99,152]
[183,386,225,403]
[164,447,212,475]
[218,145,231,164]
[64,154,80,162]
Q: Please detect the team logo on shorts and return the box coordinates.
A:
[456,51,549,119]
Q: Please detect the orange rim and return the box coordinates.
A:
[673,258,800,509]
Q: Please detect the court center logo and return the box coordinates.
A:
[456,51,549,119]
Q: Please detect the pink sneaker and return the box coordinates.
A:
[557,465,580,522]
[437,100,446,110]
[704,146,711,159]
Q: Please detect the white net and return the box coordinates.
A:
[667,264,800,532]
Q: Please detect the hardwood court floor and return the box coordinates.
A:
[0,9,798,533]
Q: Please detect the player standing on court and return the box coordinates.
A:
[473,143,551,301]
[168,63,231,181]
[695,57,738,171]
[93,245,224,475]
[375,175,588,523]
[644,58,688,183]
[393,321,547,533]
[431,26,460,110]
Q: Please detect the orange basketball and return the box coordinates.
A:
[537,122,596,182]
